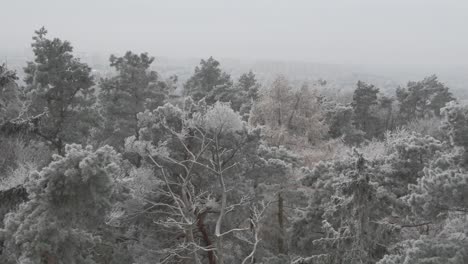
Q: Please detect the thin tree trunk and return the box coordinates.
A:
[181,186,202,264]
[287,94,301,130]
[215,174,227,264]
[215,137,226,264]
[277,191,286,254]
[56,138,64,156]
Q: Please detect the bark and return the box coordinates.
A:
[277,191,286,254]
[42,252,57,264]
[215,173,227,264]
[287,93,301,130]
[197,212,216,264]
[214,137,226,264]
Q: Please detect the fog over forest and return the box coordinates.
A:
[1,1,468,264]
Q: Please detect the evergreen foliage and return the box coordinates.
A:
[184,57,232,104]
[1,28,466,264]
[99,51,172,149]
[397,75,454,122]
[23,28,99,155]
[1,144,121,264]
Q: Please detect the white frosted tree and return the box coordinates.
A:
[123,99,271,264]
[1,144,121,264]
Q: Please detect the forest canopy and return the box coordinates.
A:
[0,28,466,264]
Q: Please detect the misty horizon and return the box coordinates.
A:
[2,0,468,67]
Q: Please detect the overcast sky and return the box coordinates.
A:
[2,0,468,66]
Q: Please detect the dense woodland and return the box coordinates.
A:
[0,28,467,264]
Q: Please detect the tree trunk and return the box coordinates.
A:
[277,191,286,254]
[197,212,216,264]
[56,138,64,156]
[287,94,301,130]
[42,252,57,264]
[215,176,227,264]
